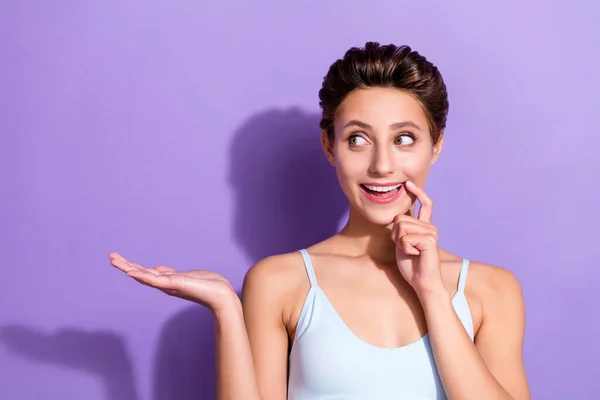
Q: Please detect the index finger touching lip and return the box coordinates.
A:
[405,181,433,223]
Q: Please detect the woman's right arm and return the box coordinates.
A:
[214,255,290,400]
[213,296,262,400]
[241,256,291,400]
[109,253,289,400]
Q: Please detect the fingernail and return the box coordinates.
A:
[406,181,415,187]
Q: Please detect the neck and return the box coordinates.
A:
[338,205,416,265]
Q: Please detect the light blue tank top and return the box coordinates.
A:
[287,249,474,400]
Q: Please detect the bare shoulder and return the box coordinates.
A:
[241,251,309,309]
[243,251,307,290]
[468,261,523,294]
[466,260,525,311]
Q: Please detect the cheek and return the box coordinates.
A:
[395,152,432,178]
[333,149,365,180]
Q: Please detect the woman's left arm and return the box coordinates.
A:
[395,181,530,400]
[419,267,530,400]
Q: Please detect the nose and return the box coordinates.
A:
[368,145,394,177]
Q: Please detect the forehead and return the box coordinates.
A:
[334,87,429,132]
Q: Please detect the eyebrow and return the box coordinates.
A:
[343,120,422,131]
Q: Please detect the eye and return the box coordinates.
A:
[394,133,416,146]
[348,135,368,146]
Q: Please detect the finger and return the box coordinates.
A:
[108,252,125,260]
[109,253,138,268]
[391,216,420,243]
[155,266,176,273]
[392,220,424,243]
[118,256,144,271]
[122,258,168,276]
[399,235,420,256]
[393,218,437,239]
[394,214,433,226]
[109,252,136,268]
[398,220,435,234]
[131,262,161,276]
[398,222,438,239]
[110,253,163,276]
[110,258,141,273]
[393,224,402,244]
[404,181,433,223]
[401,233,437,253]
[127,270,178,290]
[111,258,160,277]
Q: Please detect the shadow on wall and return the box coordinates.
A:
[153,306,217,400]
[1,109,348,400]
[228,108,347,262]
[152,108,348,399]
[0,326,139,400]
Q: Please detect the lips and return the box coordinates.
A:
[361,183,402,195]
[360,182,404,204]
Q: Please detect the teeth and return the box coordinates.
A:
[364,183,402,192]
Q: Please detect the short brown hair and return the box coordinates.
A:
[318,42,449,145]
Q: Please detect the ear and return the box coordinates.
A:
[321,130,335,166]
[430,131,444,166]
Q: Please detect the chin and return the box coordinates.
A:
[353,197,413,227]
[361,206,408,227]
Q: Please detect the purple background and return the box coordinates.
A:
[1,1,599,399]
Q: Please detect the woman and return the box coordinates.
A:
[110,42,530,399]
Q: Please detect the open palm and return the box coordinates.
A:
[109,252,236,311]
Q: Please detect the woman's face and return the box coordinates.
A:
[323,87,443,226]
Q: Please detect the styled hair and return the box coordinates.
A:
[318,42,449,145]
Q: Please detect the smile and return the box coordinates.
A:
[360,183,403,204]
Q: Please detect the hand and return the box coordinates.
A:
[391,181,445,295]
[109,252,238,313]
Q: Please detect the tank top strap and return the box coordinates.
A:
[457,258,470,294]
[299,249,318,288]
